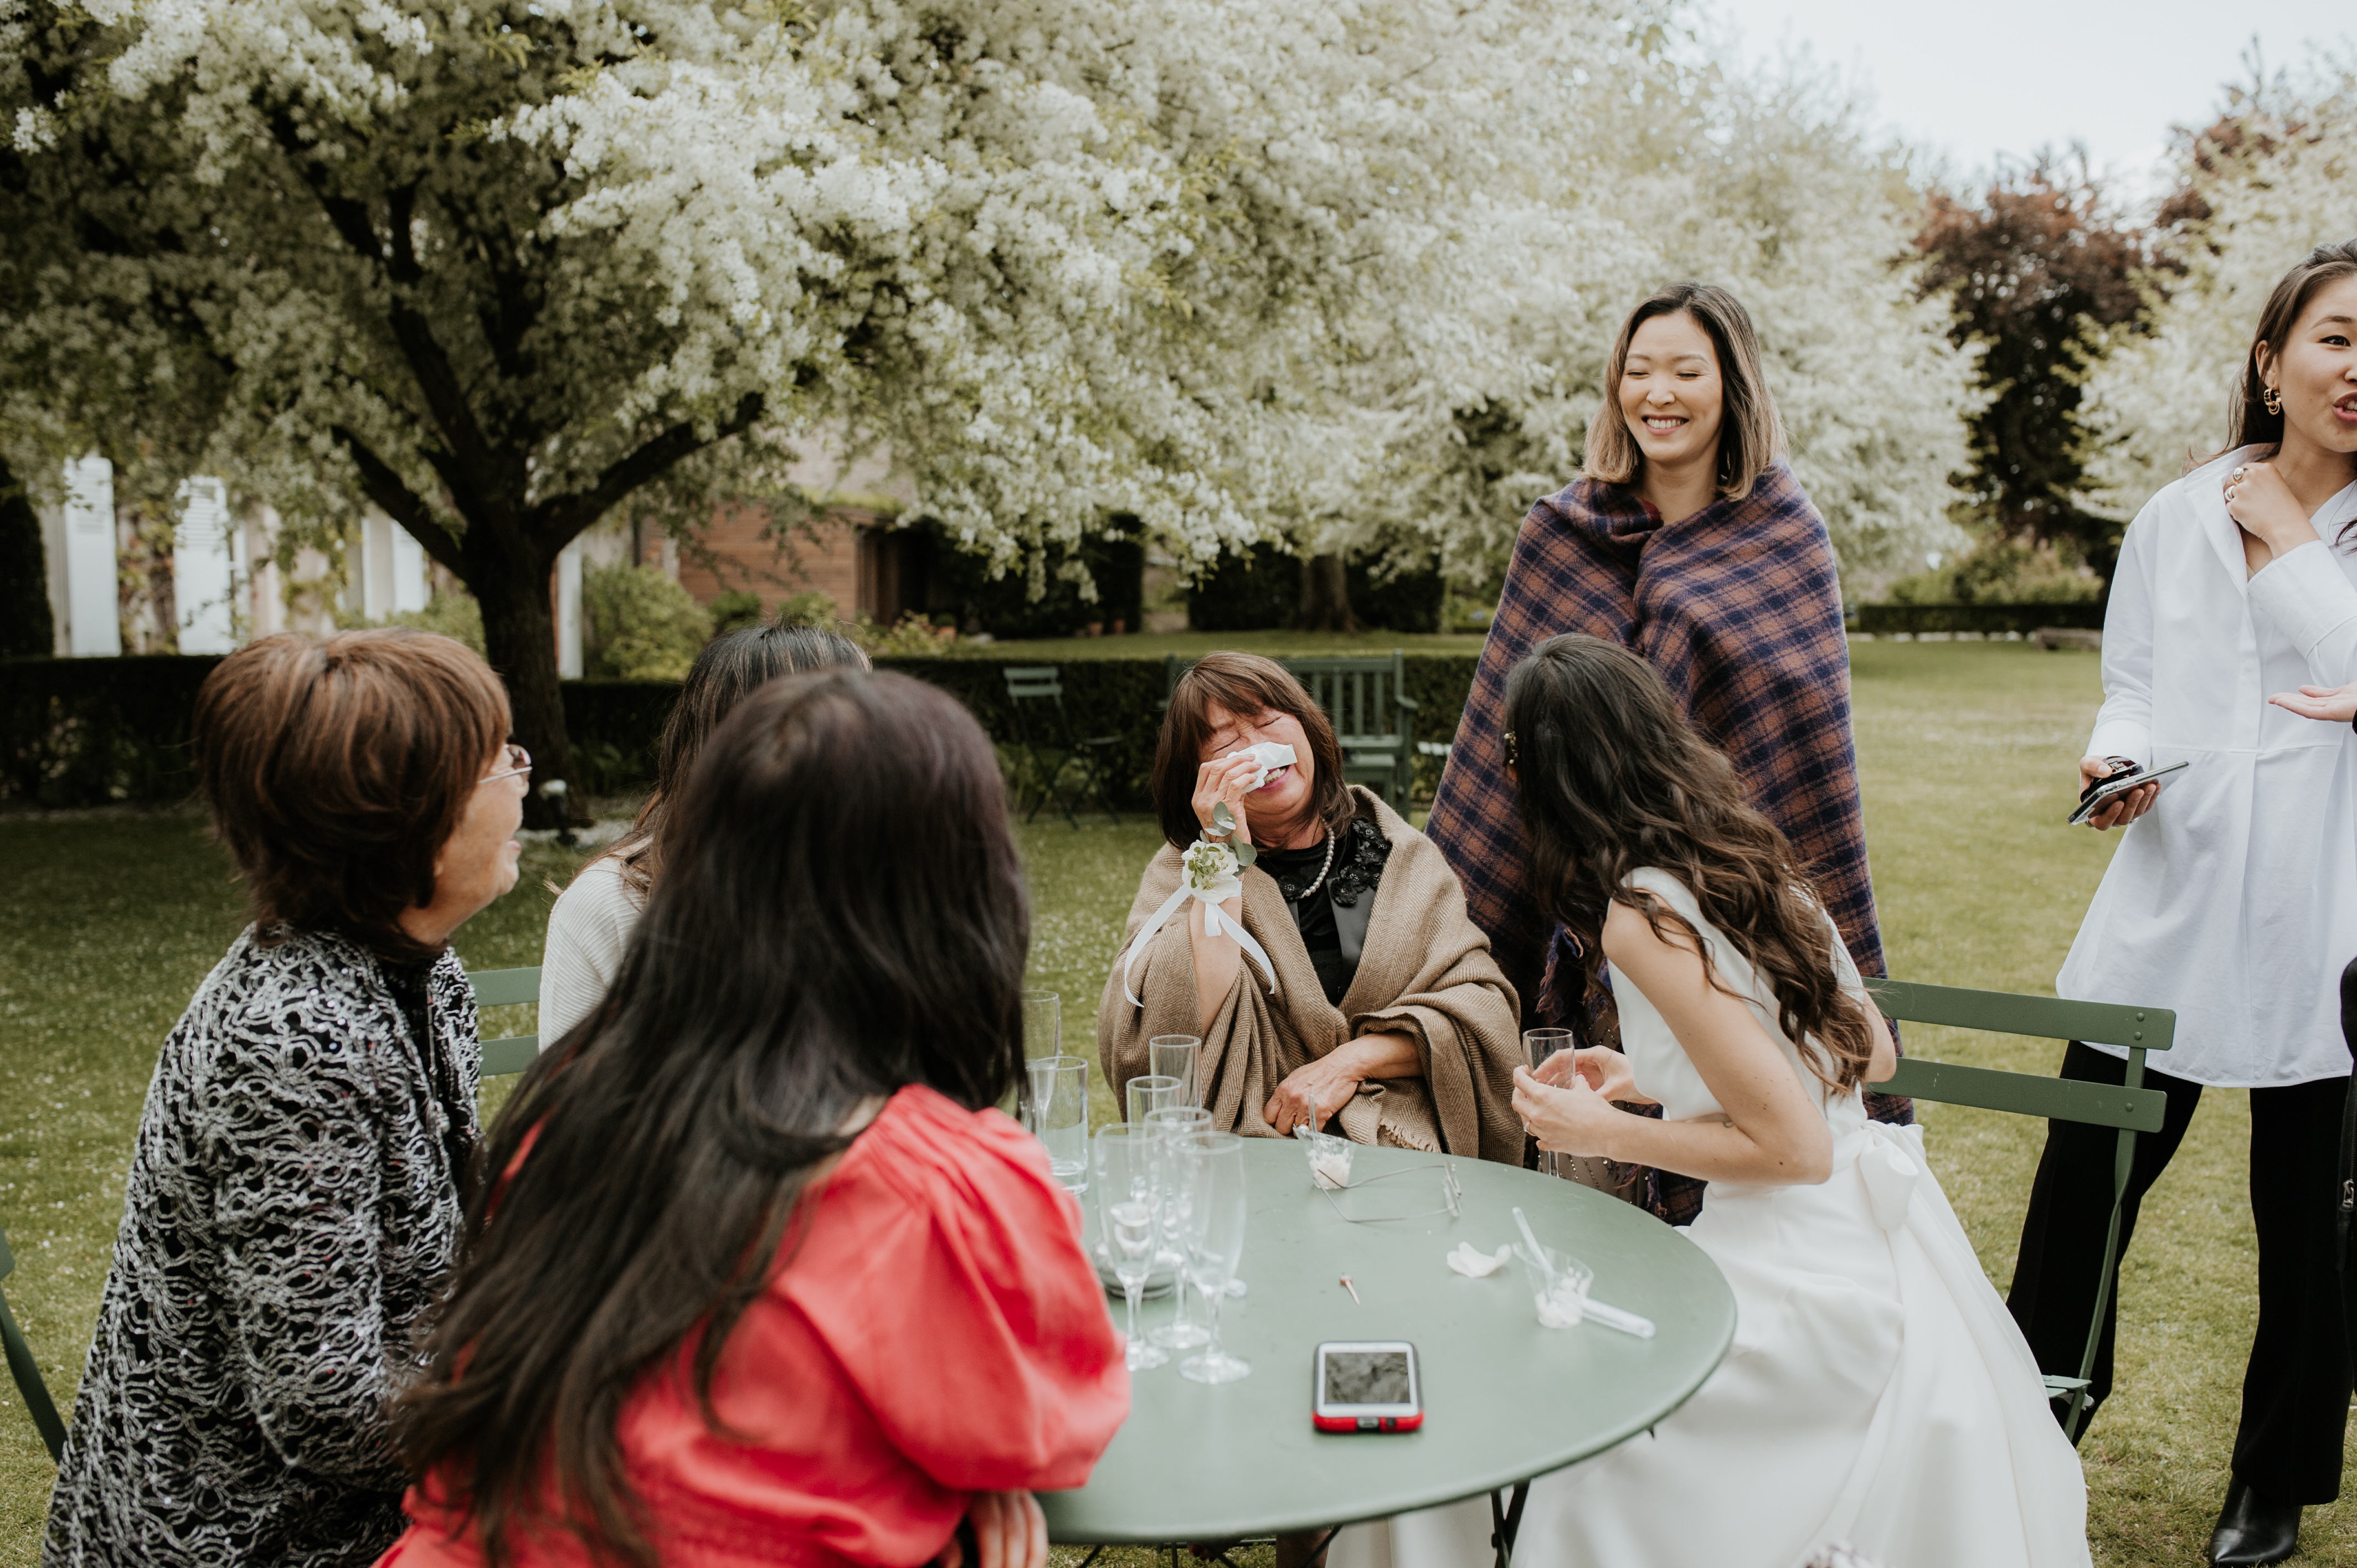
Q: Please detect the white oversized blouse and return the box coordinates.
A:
[2058,446,2357,1087]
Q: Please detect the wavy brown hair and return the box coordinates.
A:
[1503,634,1875,1092]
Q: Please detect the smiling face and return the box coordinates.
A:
[1198,700,1316,827]
[2262,273,2357,463]
[1617,309,1727,479]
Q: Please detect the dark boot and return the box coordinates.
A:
[2209,1478,2301,1566]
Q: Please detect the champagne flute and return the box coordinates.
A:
[1522,1028,1574,1178]
[1147,1035,1202,1107]
[1177,1131,1251,1384]
[1143,1106,1213,1350]
[1094,1125,1170,1371]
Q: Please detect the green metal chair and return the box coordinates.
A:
[1002,666,1121,828]
[1864,977,2174,1439]
[1,1218,67,1462]
[1162,651,1420,807]
[469,967,543,1077]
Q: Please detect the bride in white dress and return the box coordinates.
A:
[1334,634,2088,1568]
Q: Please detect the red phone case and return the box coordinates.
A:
[1313,1410,1425,1433]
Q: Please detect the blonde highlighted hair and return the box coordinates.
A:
[1583,282,1785,503]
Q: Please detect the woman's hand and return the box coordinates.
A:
[1191,751,1268,844]
[2225,458,2320,565]
[1535,1046,1653,1106]
[1263,1033,1420,1135]
[938,1492,1047,1568]
[1511,1064,1627,1159]
[2271,682,2357,724]
[2077,756,2157,832]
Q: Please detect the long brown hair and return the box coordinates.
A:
[192,628,510,961]
[1582,282,1785,504]
[394,670,1028,1567]
[1503,634,1875,1092]
[2217,237,2357,542]
[601,620,868,895]
[1154,652,1357,849]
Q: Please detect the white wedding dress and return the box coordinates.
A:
[1331,868,2091,1568]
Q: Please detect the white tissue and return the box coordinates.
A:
[1224,740,1298,788]
[1447,1242,1514,1278]
[1310,1147,1354,1190]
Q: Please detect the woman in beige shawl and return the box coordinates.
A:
[1099,653,1524,1160]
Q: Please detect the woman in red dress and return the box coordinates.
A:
[380,669,1129,1568]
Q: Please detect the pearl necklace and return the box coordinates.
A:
[1290,828,1339,903]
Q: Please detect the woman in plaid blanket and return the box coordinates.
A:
[1425,282,1906,1222]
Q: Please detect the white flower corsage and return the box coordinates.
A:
[1118,836,1282,1006]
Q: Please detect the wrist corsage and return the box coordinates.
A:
[1117,836,1282,1007]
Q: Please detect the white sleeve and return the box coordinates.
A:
[536,861,641,1049]
[2087,509,2157,767]
[2247,539,2357,687]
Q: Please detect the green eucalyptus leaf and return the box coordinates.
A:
[1211,802,1236,834]
[1232,840,1258,869]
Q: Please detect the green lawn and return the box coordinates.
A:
[946,629,1488,661]
[1,642,2345,1565]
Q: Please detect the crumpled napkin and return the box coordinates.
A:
[1445,1242,1513,1278]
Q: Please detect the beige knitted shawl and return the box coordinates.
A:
[1096,789,1524,1163]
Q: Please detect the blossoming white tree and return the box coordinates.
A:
[2081,75,2357,518]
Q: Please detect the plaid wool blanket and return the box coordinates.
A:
[1426,462,1907,1215]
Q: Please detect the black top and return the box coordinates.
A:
[1258,815,1394,1005]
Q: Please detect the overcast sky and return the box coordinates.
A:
[1699,0,2356,198]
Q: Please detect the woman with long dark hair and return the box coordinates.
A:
[1340,635,2087,1568]
[1423,282,1906,1223]
[2010,238,2357,1567]
[537,620,867,1043]
[380,670,1127,1568]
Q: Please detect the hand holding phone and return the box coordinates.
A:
[2068,759,2186,828]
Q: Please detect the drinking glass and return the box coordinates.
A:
[1147,1035,1202,1107]
[1512,1241,1595,1329]
[1176,1131,1252,1385]
[1022,991,1062,1061]
[1029,1055,1090,1194]
[1143,1106,1214,1350]
[1127,1072,1185,1128]
[1094,1125,1171,1370]
[1522,1028,1575,1178]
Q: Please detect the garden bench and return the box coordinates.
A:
[1163,652,1420,807]
[1866,977,2173,1439]
[0,1217,66,1462]
[470,966,544,1076]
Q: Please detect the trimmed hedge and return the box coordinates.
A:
[1,652,1485,810]
[1856,601,2104,636]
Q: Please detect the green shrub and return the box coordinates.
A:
[1885,540,2102,606]
[380,591,487,657]
[776,589,841,627]
[583,562,709,681]
[707,590,765,638]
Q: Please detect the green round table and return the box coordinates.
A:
[1041,1138,1736,1550]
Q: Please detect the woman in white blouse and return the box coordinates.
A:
[538,621,868,1043]
[2014,237,2357,1568]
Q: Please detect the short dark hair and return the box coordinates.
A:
[395,669,1029,1566]
[193,629,512,959]
[1583,282,1786,502]
[1154,652,1356,848]
[605,620,869,894]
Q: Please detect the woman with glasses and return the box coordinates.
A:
[537,620,867,1045]
[45,630,526,1568]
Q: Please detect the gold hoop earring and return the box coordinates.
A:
[2264,385,2283,416]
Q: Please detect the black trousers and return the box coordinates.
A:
[2006,1039,2354,1503]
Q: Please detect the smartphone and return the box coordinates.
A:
[2066,760,2188,826]
[1313,1340,1423,1433]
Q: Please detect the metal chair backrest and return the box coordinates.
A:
[467,967,543,1077]
[1865,977,2174,1437]
[1003,666,1066,702]
[0,1218,67,1462]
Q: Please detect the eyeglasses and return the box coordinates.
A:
[1316,1162,1464,1225]
[480,742,532,785]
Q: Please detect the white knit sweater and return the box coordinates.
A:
[537,857,646,1047]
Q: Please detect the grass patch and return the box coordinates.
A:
[1,643,2346,1565]
[945,630,1488,661]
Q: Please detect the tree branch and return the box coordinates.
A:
[329,426,468,576]
[532,391,766,550]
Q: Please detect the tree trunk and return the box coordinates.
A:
[1295,553,1357,633]
[469,543,578,832]
[0,456,56,658]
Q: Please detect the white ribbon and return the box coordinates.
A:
[1119,842,1281,1007]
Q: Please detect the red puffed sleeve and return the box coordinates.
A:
[781,1087,1130,1494]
